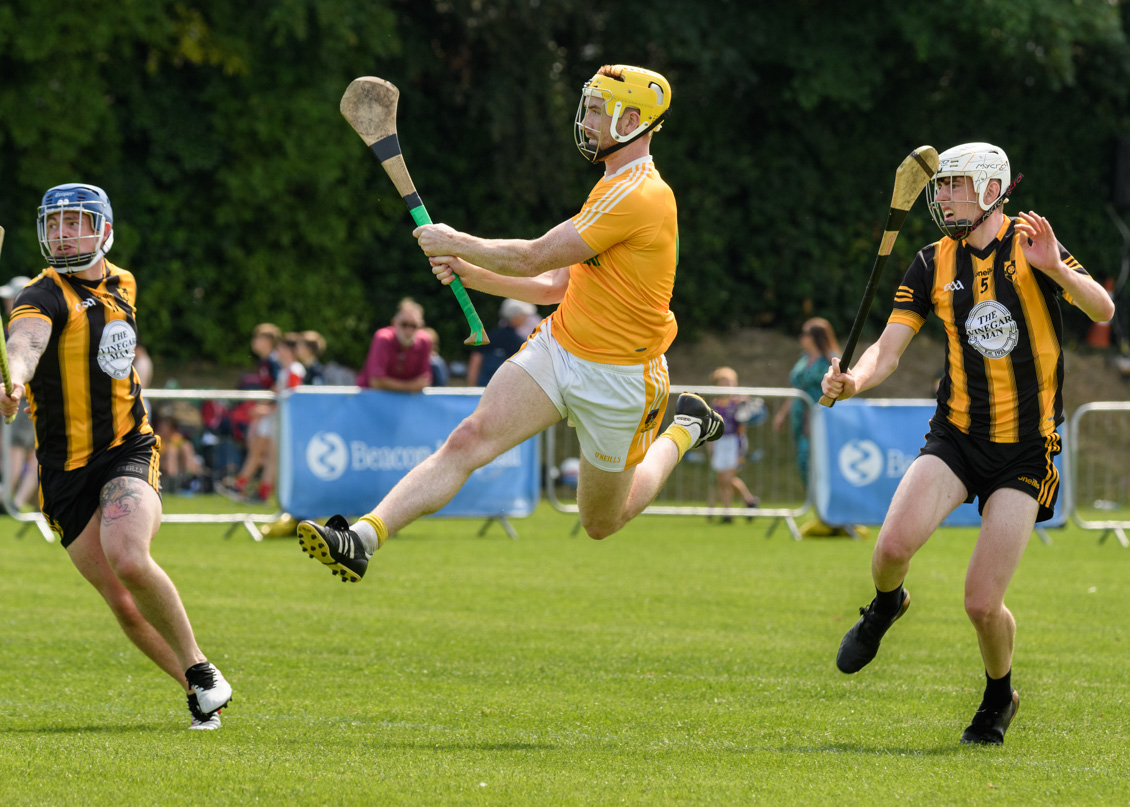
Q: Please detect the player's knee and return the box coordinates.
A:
[442,417,511,471]
[873,534,914,568]
[104,548,151,589]
[580,515,623,541]
[963,593,1002,628]
[442,417,486,460]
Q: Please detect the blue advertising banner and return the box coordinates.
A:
[811,399,1069,527]
[277,388,540,519]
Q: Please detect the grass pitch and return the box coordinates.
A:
[1,501,1127,805]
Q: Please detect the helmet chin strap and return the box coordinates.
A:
[594,109,668,162]
[54,228,113,273]
[948,174,1023,241]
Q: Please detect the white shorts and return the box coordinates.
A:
[510,319,669,472]
[710,434,742,473]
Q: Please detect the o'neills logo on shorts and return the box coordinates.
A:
[1018,476,1040,489]
[595,452,622,464]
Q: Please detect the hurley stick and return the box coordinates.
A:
[340,77,489,346]
[819,146,940,407]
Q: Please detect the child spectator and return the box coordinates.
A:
[153,405,205,494]
[707,366,759,522]
[222,323,291,503]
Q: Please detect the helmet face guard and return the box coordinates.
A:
[574,65,671,163]
[926,143,1010,239]
[37,183,115,273]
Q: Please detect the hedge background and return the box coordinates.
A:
[2,0,1128,367]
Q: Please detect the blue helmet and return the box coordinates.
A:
[37,183,115,272]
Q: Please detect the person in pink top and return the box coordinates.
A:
[355,298,433,392]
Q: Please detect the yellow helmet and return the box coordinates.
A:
[574,65,671,163]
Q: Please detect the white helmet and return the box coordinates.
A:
[926,142,1010,239]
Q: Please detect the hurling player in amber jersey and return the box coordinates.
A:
[0,184,232,730]
[821,144,1114,746]
[297,65,726,585]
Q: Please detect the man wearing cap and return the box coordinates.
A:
[466,298,539,387]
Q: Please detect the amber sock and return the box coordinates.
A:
[660,423,695,461]
[352,514,388,554]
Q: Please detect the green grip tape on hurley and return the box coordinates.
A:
[409,203,489,346]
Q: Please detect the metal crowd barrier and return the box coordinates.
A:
[2,388,280,542]
[1070,402,1130,548]
[544,385,813,539]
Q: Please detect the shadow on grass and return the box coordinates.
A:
[371,741,557,752]
[730,743,966,757]
[1,723,166,735]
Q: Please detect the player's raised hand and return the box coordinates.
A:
[1015,211,1063,275]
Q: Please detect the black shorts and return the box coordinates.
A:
[39,434,161,547]
[919,418,1061,523]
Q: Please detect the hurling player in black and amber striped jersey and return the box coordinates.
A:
[822,144,1114,746]
[0,183,232,730]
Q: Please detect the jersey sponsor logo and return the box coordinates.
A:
[96,319,137,379]
[74,297,98,312]
[965,300,1019,359]
[582,255,602,268]
[943,279,965,292]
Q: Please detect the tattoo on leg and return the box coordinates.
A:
[101,478,146,524]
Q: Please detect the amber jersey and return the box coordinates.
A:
[551,156,678,365]
[888,217,1091,443]
[9,262,153,470]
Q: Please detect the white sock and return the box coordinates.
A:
[351,520,379,554]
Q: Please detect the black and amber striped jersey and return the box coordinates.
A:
[9,262,152,470]
[888,217,1091,443]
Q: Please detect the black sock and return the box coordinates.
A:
[873,584,905,618]
[983,669,1013,709]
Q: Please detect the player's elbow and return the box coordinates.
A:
[1094,299,1116,324]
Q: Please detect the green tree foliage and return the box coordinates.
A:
[1,0,1127,367]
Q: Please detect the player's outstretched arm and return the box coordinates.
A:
[415,219,594,279]
[0,317,50,419]
[822,323,915,402]
[431,256,569,306]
